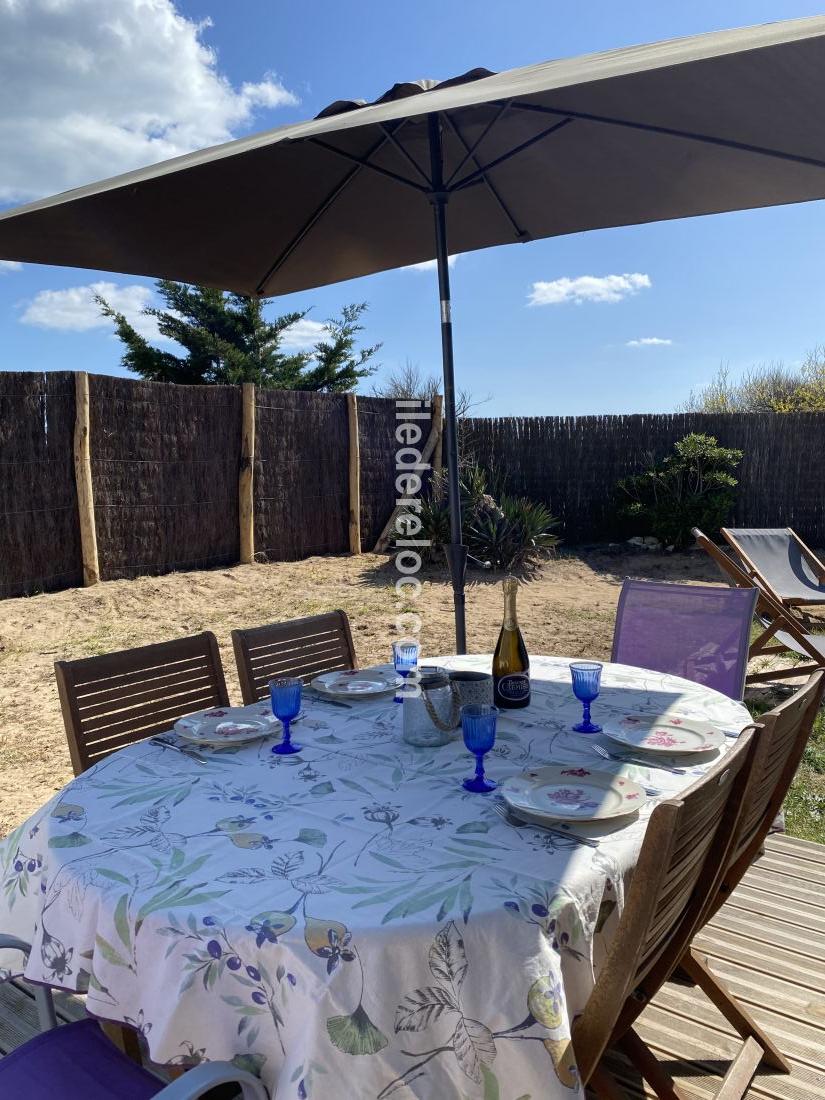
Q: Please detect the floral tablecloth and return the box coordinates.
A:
[0,655,748,1100]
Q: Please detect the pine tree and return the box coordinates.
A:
[96,280,380,391]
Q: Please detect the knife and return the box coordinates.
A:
[305,689,352,709]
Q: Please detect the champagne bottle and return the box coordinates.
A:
[493,576,530,709]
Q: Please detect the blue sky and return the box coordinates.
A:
[1,0,824,414]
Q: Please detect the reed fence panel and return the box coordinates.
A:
[0,371,82,597]
[3,370,825,603]
[88,376,241,579]
[357,397,434,551]
[254,389,349,560]
[463,411,825,545]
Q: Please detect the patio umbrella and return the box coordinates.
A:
[3,17,825,651]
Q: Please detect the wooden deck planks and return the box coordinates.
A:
[604,834,825,1099]
[0,979,85,1054]
[768,834,825,865]
[726,884,825,937]
[0,835,822,1100]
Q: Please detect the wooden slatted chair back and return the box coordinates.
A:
[572,727,757,1085]
[55,632,230,775]
[232,611,356,704]
[711,669,823,918]
[675,670,825,1079]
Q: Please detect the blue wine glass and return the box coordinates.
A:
[570,662,603,734]
[461,703,498,793]
[270,677,303,755]
[392,640,420,703]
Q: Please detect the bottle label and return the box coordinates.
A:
[497,673,530,702]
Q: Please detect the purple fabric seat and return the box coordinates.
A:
[612,580,758,700]
[0,1017,162,1099]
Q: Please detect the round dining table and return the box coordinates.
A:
[0,655,750,1100]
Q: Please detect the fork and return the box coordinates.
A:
[590,743,686,775]
[149,736,209,765]
[538,824,600,848]
[496,805,600,848]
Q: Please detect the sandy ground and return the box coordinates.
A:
[0,547,731,835]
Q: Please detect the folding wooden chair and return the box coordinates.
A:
[572,728,759,1099]
[232,611,356,704]
[693,528,825,684]
[611,578,757,699]
[55,632,229,774]
[677,669,825,1074]
[722,526,825,607]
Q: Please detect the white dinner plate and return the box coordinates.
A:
[501,766,646,822]
[175,707,279,746]
[311,666,401,697]
[603,713,724,754]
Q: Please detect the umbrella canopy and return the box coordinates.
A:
[2,18,825,292]
[3,17,825,651]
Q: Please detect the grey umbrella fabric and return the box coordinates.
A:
[2,17,825,294]
[4,17,825,651]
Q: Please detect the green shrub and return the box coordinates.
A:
[617,433,742,549]
[412,462,559,572]
[416,493,451,556]
[467,494,559,572]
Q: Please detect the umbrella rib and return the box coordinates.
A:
[255,131,395,295]
[441,112,527,241]
[378,122,433,187]
[443,100,512,188]
[450,117,575,191]
[305,137,430,193]
[509,99,825,173]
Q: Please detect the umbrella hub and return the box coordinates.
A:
[315,68,496,118]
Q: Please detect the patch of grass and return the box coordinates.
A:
[559,608,615,626]
[785,708,825,843]
[803,707,825,772]
[73,628,123,657]
[784,768,825,844]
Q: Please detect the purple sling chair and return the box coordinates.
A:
[0,936,268,1100]
[612,580,758,700]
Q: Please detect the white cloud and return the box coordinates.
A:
[0,0,297,203]
[281,318,330,351]
[20,281,161,339]
[20,288,331,350]
[403,255,459,273]
[626,337,673,347]
[528,273,651,306]
[0,259,22,272]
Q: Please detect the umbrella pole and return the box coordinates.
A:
[428,113,467,654]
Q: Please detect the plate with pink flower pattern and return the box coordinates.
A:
[174,707,280,746]
[501,766,646,822]
[603,713,724,754]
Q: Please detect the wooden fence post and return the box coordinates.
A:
[239,383,255,564]
[347,393,362,554]
[73,372,100,586]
